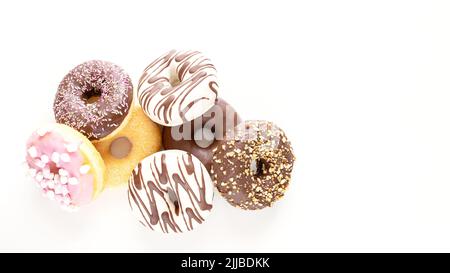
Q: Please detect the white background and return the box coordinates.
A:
[1,0,450,252]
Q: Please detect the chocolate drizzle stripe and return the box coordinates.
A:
[208,81,219,96]
[186,208,203,229]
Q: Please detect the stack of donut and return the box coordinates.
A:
[25,50,296,233]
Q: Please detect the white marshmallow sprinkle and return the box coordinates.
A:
[68,177,79,185]
[60,153,71,162]
[51,152,60,164]
[27,146,38,158]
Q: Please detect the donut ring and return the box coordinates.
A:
[128,150,214,233]
[25,124,105,210]
[54,60,133,141]
[211,121,296,210]
[138,50,219,127]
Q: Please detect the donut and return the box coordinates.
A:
[128,150,214,233]
[25,124,105,210]
[137,50,219,126]
[53,60,133,141]
[211,121,295,210]
[162,98,241,171]
[93,105,162,187]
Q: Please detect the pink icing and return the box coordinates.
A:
[25,127,94,209]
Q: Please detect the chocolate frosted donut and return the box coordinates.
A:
[128,150,214,233]
[211,121,295,210]
[162,98,241,171]
[138,50,218,126]
[54,60,133,141]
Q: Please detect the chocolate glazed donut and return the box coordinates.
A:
[162,98,241,171]
[53,60,133,141]
[211,121,296,210]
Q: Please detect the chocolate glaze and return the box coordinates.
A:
[211,121,295,210]
[162,98,241,171]
[54,60,133,141]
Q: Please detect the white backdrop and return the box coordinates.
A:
[1,0,450,252]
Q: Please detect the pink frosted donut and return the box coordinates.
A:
[25,124,105,210]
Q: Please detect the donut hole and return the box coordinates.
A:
[83,88,102,104]
[169,74,181,87]
[109,137,132,159]
[250,158,269,177]
[48,161,59,174]
[194,127,215,148]
[167,188,180,215]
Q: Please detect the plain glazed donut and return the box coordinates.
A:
[128,150,214,233]
[138,50,219,127]
[25,124,105,210]
[53,60,133,141]
[93,105,162,187]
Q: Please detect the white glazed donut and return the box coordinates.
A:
[128,150,214,233]
[137,50,219,127]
